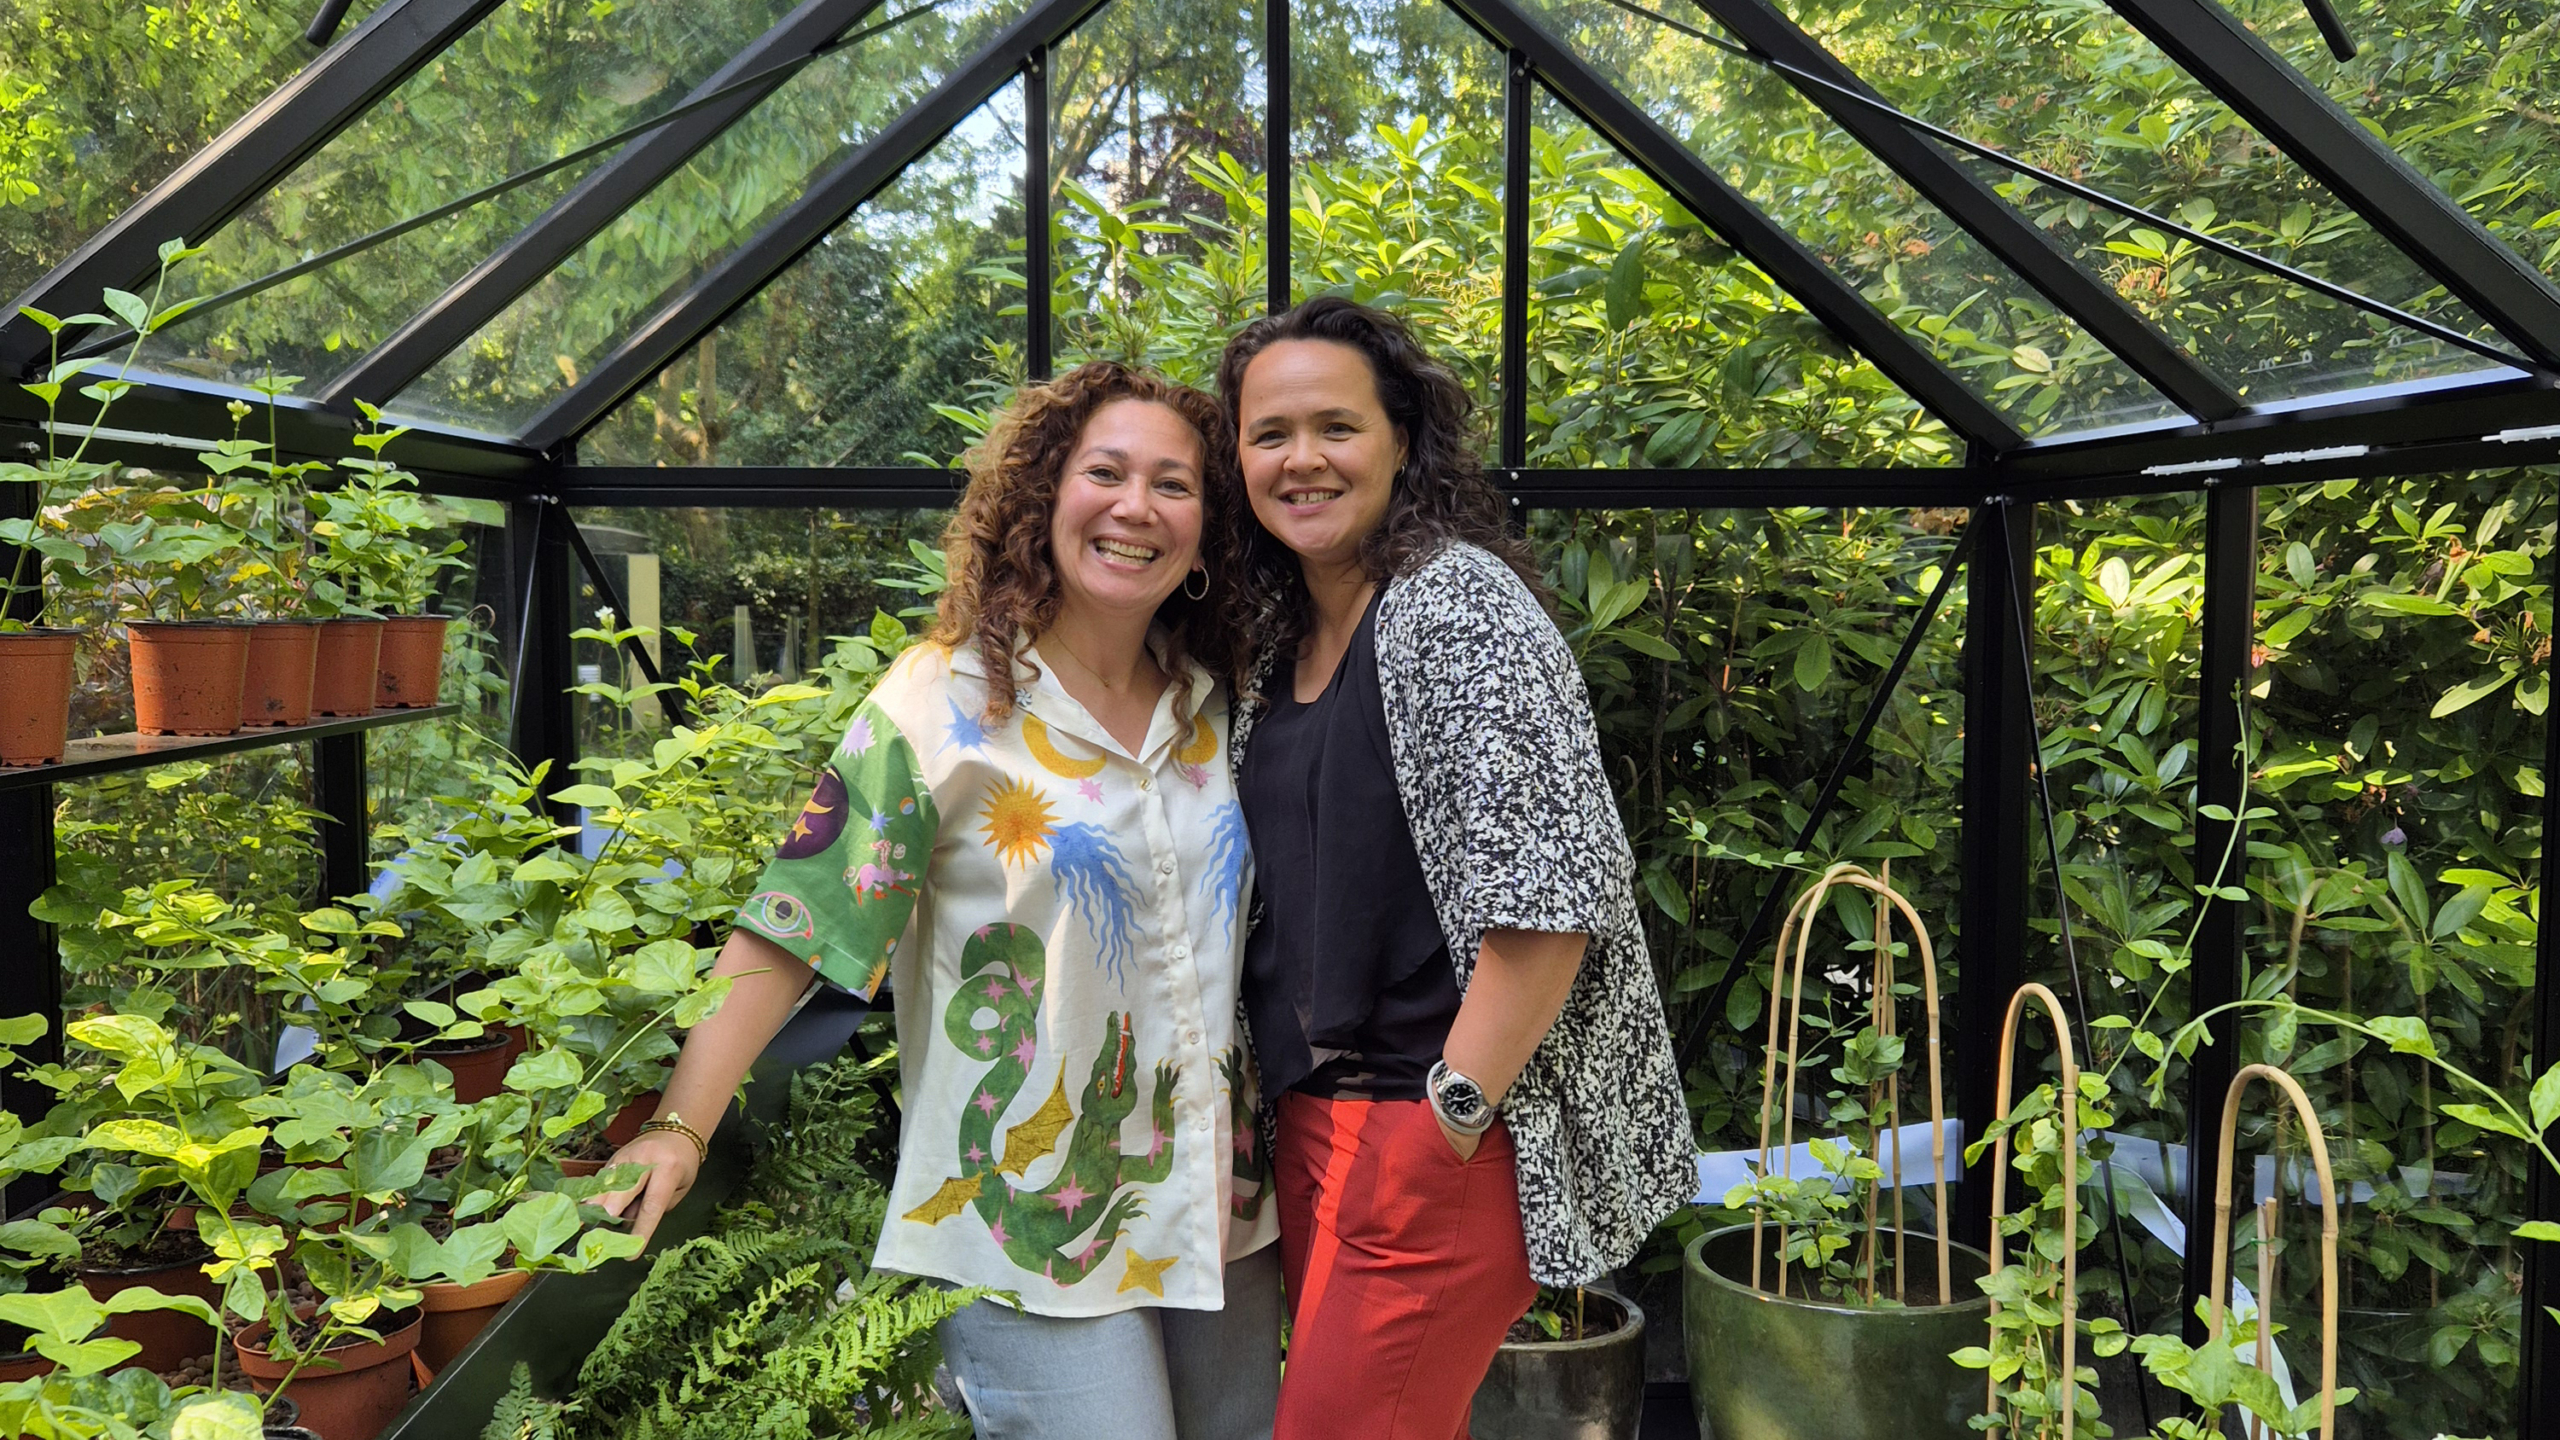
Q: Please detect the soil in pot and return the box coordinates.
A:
[0,628,78,765]
[372,615,447,709]
[309,619,383,718]
[235,1305,422,1440]
[416,1268,531,1375]
[1473,1289,1647,1440]
[1684,1223,1992,1440]
[78,1230,221,1374]
[241,620,322,727]
[129,620,251,736]
[422,1030,514,1105]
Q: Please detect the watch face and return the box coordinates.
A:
[1435,1070,1488,1123]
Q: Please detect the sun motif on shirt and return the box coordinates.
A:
[979,776,1058,867]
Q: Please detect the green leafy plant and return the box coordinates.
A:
[305,403,466,619]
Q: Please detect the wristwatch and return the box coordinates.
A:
[1427,1060,1494,1135]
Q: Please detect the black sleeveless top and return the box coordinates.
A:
[1237,589,1462,1100]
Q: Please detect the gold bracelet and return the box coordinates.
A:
[637,1114,709,1166]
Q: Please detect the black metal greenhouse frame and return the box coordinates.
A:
[4,0,2560,1427]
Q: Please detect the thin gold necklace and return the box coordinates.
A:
[1044,632,1158,696]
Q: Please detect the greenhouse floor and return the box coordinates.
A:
[1640,1385,1699,1439]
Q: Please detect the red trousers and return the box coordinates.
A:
[1272,1090,1538,1440]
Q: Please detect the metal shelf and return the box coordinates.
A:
[0,703,462,792]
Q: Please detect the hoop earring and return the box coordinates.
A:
[1183,566,1210,601]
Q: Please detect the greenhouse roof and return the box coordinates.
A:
[5,0,2560,504]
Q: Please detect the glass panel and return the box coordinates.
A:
[1528,505,1968,1346]
[2243,471,2551,1440]
[1521,0,2181,437]
[1527,95,1953,467]
[1048,0,1269,385]
[565,506,950,761]
[0,2,393,299]
[392,0,1038,436]
[1290,0,1506,411]
[1764,0,2514,406]
[580,109,1026,468]
[2027,495,2208,1359]
[132,0,808,398]
[2223,0,2560,290]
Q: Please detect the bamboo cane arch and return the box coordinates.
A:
[1986,982,2079,1440]
[1750,861,1951,1305]
[2209,1064,2342,1440]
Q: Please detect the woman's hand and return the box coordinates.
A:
[598,1128,702,1245]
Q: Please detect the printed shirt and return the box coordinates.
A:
[737,637,1277,1316]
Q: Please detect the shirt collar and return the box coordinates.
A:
[947,628,1213,766]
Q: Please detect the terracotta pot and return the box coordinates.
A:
[0,628,77,765]
[241,620,322,727]
[605,1090,664,1147]
[309,619,383,717]
[424,1031,514,1105]
[372,615,447,709]
[129,620,250,736]
[79,1250,220,1373]
[556,1157,606,1178]
[0,1347,52,1381]
[415,1268,531,1375]
[235,1307,421,1440]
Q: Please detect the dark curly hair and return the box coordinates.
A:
[1213,296,1545,691]
[932,360,1241,721]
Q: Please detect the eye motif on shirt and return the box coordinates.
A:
[740,890,817,941]
[776,771,849,860]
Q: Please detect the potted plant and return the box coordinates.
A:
[1470,1285,1648,1440]
[0,240,208,760]
[304,404,465,715]
[1687,863,1991,1440]
[204,377,333,729]
[0,1283,262,1440]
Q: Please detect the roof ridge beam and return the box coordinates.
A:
[2106,0,2560,368]
[319,0,893,413]
[0,0,507,378]
[1439,0,2022,451]
[1688,0,2241,422]
[522,0,1113,452]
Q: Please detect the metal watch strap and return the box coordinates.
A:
[1427,1059,1494,1135]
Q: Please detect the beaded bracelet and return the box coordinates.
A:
[638,1114,709,1166]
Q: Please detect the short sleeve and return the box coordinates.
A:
[1389,549,1623,941]
[734,702,938,998]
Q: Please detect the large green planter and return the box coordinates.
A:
[1684,1224,1991,1440]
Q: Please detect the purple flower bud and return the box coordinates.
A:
[2382,825,2406,848]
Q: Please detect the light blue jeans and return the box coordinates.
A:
[936,1242,1284,1440]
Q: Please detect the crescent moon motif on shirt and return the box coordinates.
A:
[1174,713,1218,767]
[1022,711,1107,779]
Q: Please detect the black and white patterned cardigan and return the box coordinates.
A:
[1232,540,1697,1286]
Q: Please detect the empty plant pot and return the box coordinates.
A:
[415,1268,531,1375]
[235,1306,422,1440]
[372,615,448,708]
[605,1090,664,1147]
[79,1248,220,1374]
[0,1344,51,1381]
[1472,1289,1647,1440]
[0,628,78,765]
[129,620,250,736]
[309,619,383,717]
[241,620,322,727]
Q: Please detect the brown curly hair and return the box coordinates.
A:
[931,360,1241,721]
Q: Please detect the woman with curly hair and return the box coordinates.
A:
[604,361,1283,1440]
[1216,297,1692,1439]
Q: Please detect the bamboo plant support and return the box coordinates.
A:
[1985,982,2080,1440]
[2209,1064,2343,1440]
[1750,861,1951,1304]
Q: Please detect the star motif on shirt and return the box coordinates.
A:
[1076,778,1104,803]
[984,977,1012,1001]
[988,1219,1009,1247]
[943,697,989,755]
[973,1090,1000,1116]
[1052,1177,1095,1219]
[1177,761,1210,789]
[1010,1033,1039,1069]
[967,1143,987,1164]
[1232,1127,1254,1157]
[973,1034,993,1055]
[1117,1249,1177,1296]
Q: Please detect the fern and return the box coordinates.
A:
[520,1047,970,1440]
[479,1363,571,1440]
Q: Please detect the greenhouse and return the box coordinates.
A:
[2,0,2558,1436]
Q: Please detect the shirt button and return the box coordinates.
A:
[1169,943,1189,960]
[1185,1029,1202,1047]
[1157,858,1176,876]
[1138,777,1152,791]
